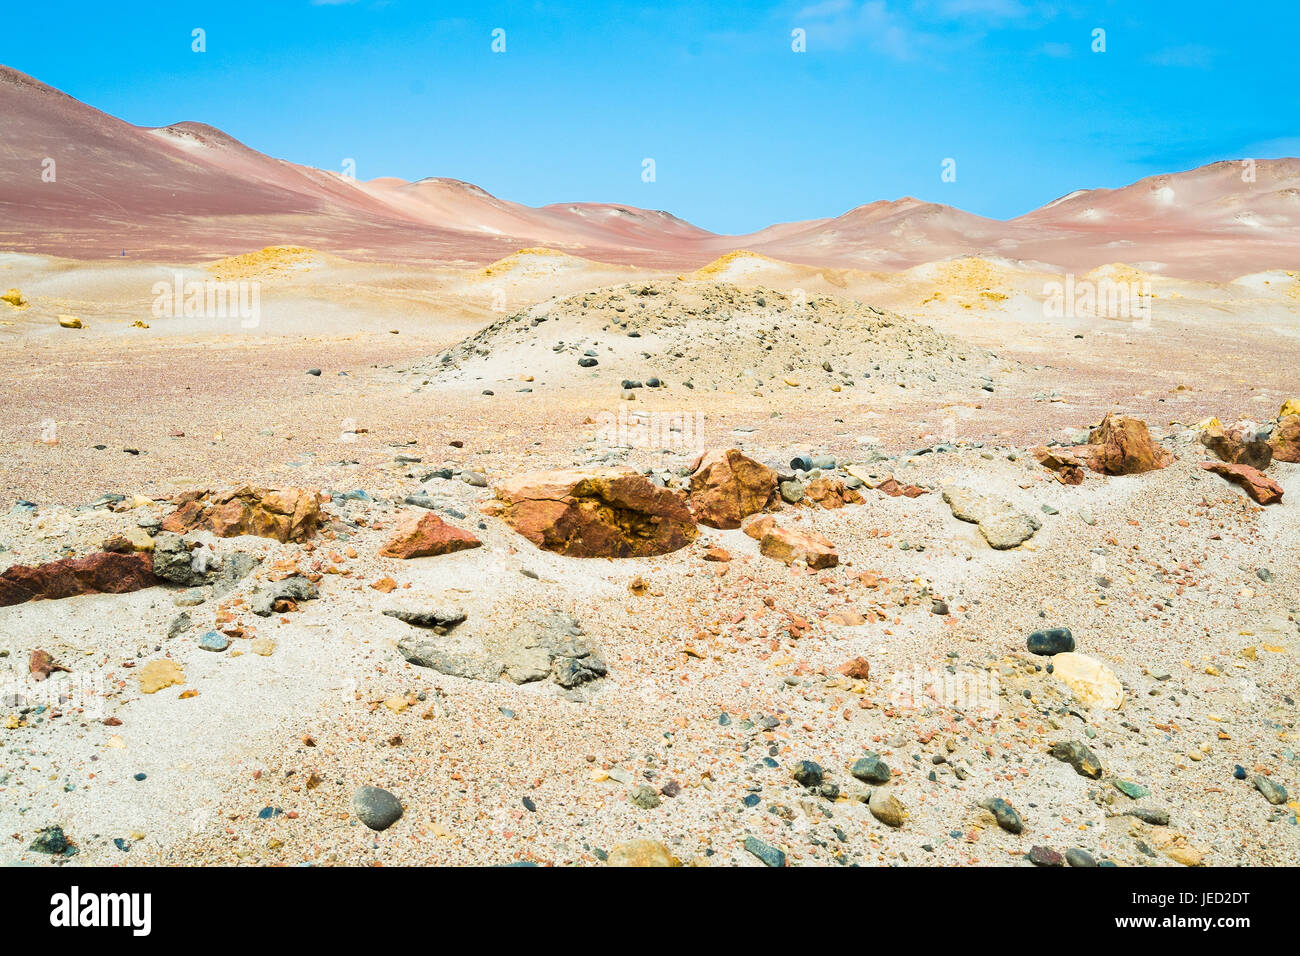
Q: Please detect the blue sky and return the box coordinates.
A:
[6,1,1297,233]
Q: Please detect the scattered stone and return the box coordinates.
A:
[607,839,680,867]
[383,606,466,633]
[1113,779,1150,800]
[1081,413,1173,475]
[743,835,786,867]
[1028,845,1064,867]
[980,797,1024,834]
[1269,414,1300,462]
[198,630,229,652]
[29,825,75,856]
[1253,775,1288,805]
[1199,461,1284,505]
[868,788,906,828]
[1032,446,1085,484]
[837,657,871,680]
[791,760,824,788]
[379,512,482,559]
[1065,848,1097,867]
[137,659,184,694]
[851,754,891,784]
[1049,740,1103,778]
[1050,652,1123,709]
[629,785,662,809]
[1127,806,1170,826]
[1027,627,1075,655]
[249,575,319,617]
[758,524,838,569]
[1200,419,1273,470]
[352,786,403,831]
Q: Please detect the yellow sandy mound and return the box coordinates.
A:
[690,250,781,281]
[916,257,1021,308]
[208,246,318,282]
[476,248,588,278]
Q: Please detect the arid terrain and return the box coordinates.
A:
[1,65,1297,868]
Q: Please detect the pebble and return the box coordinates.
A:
[1065,848,1097,867]
[1253,775,1288,805]
[980,797,1023,834]
[1027,627,1075,655]
[629,784,662,809]
[352,786,403,831]
[743,835,786,867]
[868,788,905,827]
[850,754,892,784]
[1028,845,1064,867]
[1049,740,1103,778]
[198,630,230,652]
[791,760,824,788]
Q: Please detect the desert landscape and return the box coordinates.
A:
[1,60,1297,871]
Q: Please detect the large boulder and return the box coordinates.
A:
[491,467,697,558]
[0,552,158,607]
[1199,420,1273,470]
[1199,462,1284,505]
[686,448,777,528]
[162,486,322,543]
[379,512,482,559]
[1082,413,1173,475]
[1269,414,1300,463]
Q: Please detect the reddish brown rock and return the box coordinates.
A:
[1082,413,1173,475]
[1199,462,1284,505]
[493,467,697,558]
[162,486,322,542]
[1269,414,1300,463]
[702,546,732,562]
[805,477,866,509]
[29,650,70,681]
[875,478,928,498]
[1199,420,1273,470]
[379,512,482,559]
[686,448,777,529]
[742,514,777,540]
[1032,446,1085,485]
[837,657,871,680]
[0,552,158,607]
[759,525,838,569]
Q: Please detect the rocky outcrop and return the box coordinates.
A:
[491,466,697,558]
[379,512,482,559]
[1081,413,1173,475]
[941,486,1041,549]
[1199,420,1273,470]
[0,552,158,607]
[758,524,839,569]
[1200,462,1284,505]
[162,486,322,543]
[686,448,777,529]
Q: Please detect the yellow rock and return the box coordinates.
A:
[3,714,20,730]
[131,319,149,328]
[57,315,84,329]
[251,638,276,656]
[1051,652,1124,710]
[1,288,26,308]
[137,659,185,694]
[784,377,800,387]
[1281,398,1300,418]
[606,839,681,867]
[383,695,409,714]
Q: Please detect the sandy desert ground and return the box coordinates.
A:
[1,242,1297,867]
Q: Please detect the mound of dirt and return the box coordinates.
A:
[416,279,1001,394]
[207,246,321,282]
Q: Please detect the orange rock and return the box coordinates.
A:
[686,448,777,529]
[370,576,398,593]
[1082,413,1173,475]
[379,512,483,559]
[743,514,778,540]
[805,477,865,508]
[162,486,322,542]
[492,466,697,558]
[703,546,732,562]
[1032,445,1085,485]
[1199,461,1283,505]
[1199,420,1272,470]
[1269,414,1300,463]
[875,478,928,498]
[759,525,838,569]
[837,657,871,680]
